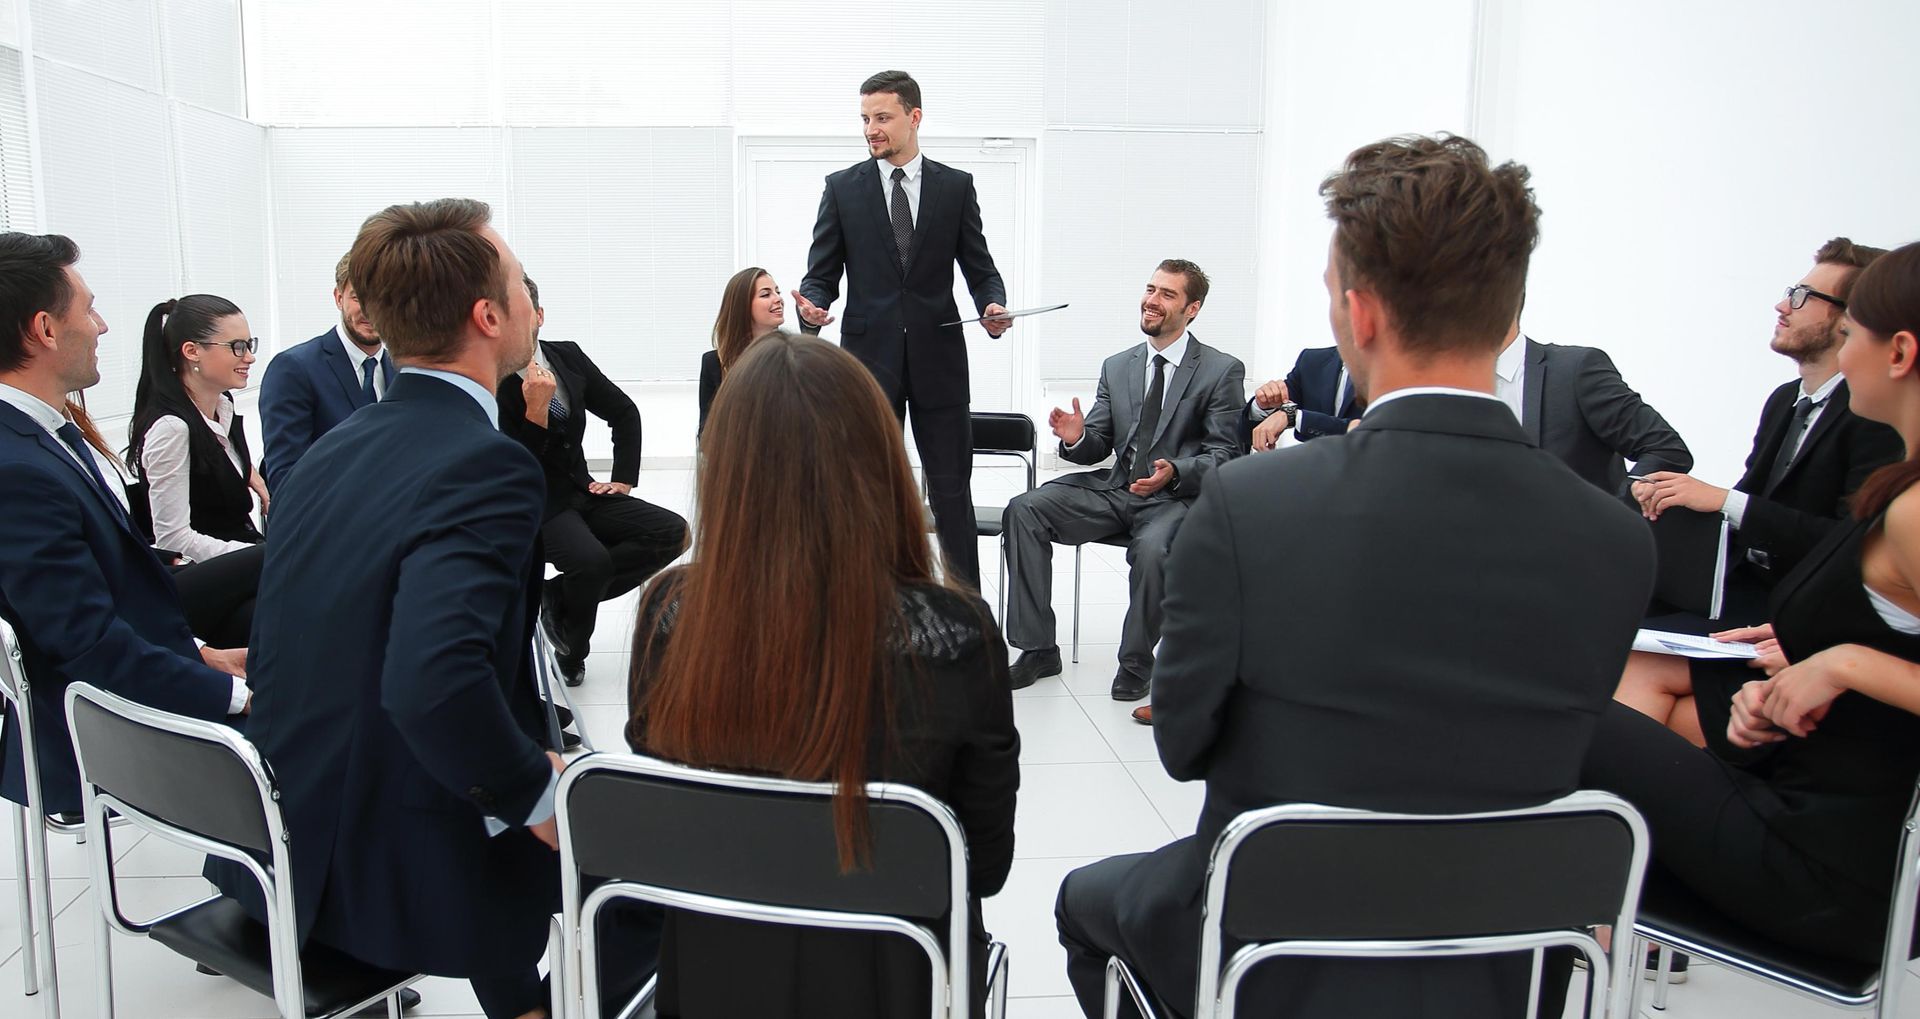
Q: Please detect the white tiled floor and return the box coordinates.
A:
[5,465,1917,1017]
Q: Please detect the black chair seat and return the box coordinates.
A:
[1636,871,1879,1001]
[150,896,415,1018]
[974,506,1004,537]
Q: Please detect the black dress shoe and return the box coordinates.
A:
[559,728,583,751]
[546,703,574,728]
[1008,647,1063,689]
[352,988,423,1015]
[540,590,573,661]
[558,656,586,688]
[1111,668,1150,701]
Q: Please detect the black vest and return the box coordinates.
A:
[136,405,262,547]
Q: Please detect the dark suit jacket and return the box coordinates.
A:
[496,340,642,520]
[1142,393,1654,1016]
[1522,338,1692,493]
[210,372,556,976]
[0,402,233,815]
[1056,337,1246,499]
[1237,345,1358,447]
[798,158,1006,407]
[696,348,721,440]
[259,327,393,493]
[1731,379,1902,580]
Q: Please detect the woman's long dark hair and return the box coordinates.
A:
[126,294,242,477]
[631,332,950,870]
[1849,241,1920,520]
[710,266,774,370]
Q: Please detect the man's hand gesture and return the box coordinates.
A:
[1050,398,1086,446]
[792,290,835,328]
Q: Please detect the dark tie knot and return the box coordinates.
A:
[892,167,906,181]
[1151,354,1168,369]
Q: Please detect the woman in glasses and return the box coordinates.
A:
[127,295,268,647]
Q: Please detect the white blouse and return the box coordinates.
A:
[140,401,254,563]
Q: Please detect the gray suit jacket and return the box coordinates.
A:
[1523,337,1692,493]
[1056,336,1246,499]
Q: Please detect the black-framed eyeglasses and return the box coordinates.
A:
[1785,284,1846,311]
[195,337,260,357]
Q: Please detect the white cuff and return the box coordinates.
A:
[1722,489,1748,530]
[1247,398,1275,422]
[228,676,250,715]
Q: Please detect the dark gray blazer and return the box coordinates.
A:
[1055,336,1246,499]
[1135,393,1655,1016]
[1523,337,1692,493]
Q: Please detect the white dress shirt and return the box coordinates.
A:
[1062,333,1189,456]
[1493,336,1527,424]
[1721,371,1845,529]
[1363,386,1505,414]
[139,400,254,563]
[876,153,924,227]
[0,381,247,713]
[340,328,390,401]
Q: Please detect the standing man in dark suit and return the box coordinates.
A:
[258,252,394,492]
[1055,135,1654,1019]
[209,200,654,1019]
[1243,345,1360,450]
[1634,237,1900,620]
[794,70,1011,587]
[1002,260,1245,698]
[498,275,687,685]
[1493,319,1692,492]
[0,232,248,818]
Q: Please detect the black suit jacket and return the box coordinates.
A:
[211,372,556,977]
[1143,393,1654,1016]
[1731,379,1902,580]
[1522,338,1692,493]
[0,402,234,815]
[1237,346,1358,447]
[497,340,643,521]
[798,158,1006,406]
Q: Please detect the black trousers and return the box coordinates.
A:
[170,542,265,649]
[894,397,979,588]
[543,494,687,663]
[468,903,663,1019]
[1580,700,1889,964]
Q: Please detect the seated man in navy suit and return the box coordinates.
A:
[0,232,248,819]
[1243,345,1361,451]
[212,199,654,1019]
[258,252,393,492]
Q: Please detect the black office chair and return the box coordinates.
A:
[63,681,422,1019]
[1631,776,1920,1016]
[970,412,1038,619]
[1105,791,1649,1019]
[554,752,1009,1019]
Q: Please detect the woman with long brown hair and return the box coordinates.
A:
[629,331,1019,1018]
[1583,239,1920,970]
[695,266,786,440]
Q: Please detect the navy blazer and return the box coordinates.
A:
[798,158,1006,407]
[1239,346,1358,447]
[210,372,556,976]
[0,401,233,815]
[259,327,393,493]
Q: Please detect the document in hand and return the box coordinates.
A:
[1632,628,1762,660]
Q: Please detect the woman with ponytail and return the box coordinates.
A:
[127,295,268,647]
[1583,240,1920,968]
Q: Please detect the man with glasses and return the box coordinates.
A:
[1635,237,1901,620]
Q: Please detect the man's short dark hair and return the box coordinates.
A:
[1814,236,1889,302]
[0,232,80,373]
[860,70,922,112]
[349,198,507,363]
[1156,259,1210,307]
[523,274,541,311]
[1320,133,1540,357]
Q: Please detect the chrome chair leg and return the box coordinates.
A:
[24,812,60,1018]
[1072,545,1083,664]
[13,802,37,996]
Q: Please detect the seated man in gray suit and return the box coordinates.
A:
[1494,307,1692,492]
[1002,259,1245,698]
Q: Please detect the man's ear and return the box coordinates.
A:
[1346,288,1382,352]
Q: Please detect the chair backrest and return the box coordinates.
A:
[557,752,972,1017]
[63,682,276,856]
[1198,792,1647,1017]
[1645,506,1730,619]
[1881,777,1920,992]
[0,614,26,714]
[970,412,1036,458]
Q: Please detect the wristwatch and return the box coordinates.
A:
[1278,401,1300,426]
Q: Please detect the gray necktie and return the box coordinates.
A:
[890,167,913,271]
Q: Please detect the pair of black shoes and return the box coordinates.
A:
[1008,647,1149,701]
[539,591,587,688]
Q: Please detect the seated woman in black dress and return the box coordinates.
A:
[126,296,268,649]
[631,331,1020,1018]
[1584,240,1920,966]
[695,266,786,440]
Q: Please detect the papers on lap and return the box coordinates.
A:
[1633,628,1762,660]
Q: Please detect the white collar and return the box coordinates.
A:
[338,327,385,369]
[878,153,924,182]
[0,380,68,433]
[397,366,499,429]
[1145,331,1191,370]
[1495,335,1526,382]
[1803,371,1844,405]
[1364,386,1505,415]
